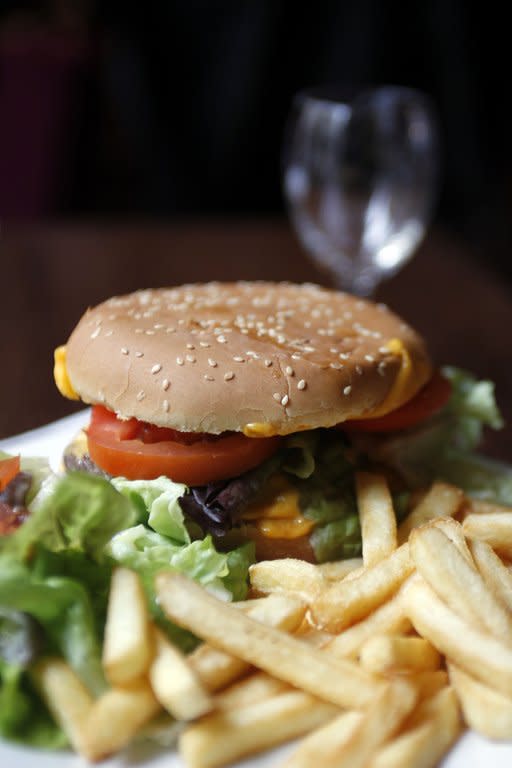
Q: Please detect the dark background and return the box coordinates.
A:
[1,1,511,278]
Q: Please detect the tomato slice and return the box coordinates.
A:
[343,371,452,433]
[0,455,20,491]
[86,406,282,485]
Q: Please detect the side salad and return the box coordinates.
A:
[0,367,510,750]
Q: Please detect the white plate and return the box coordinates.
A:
[1,415,511,767]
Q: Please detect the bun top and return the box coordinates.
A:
[65,282,432,435]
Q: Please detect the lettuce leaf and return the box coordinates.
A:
[358,367,512,504]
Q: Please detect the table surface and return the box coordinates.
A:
[2,219,511,460]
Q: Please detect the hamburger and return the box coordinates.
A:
[53,281,457,562]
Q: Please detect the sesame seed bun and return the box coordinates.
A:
[65,282,432,435]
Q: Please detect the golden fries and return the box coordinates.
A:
[410,524,512,643]
[188,593,306,692]
[80,680,161,761]
[31,658,94,754]
[156,571,384,709]
[149,628,212,720]
[402,578,512,696]
[468,537,512,613]
[359,635,441,675]
[282,678,417,768]
[463,511,512,557]
[449,663,512,739]
[325,590,412,658]
[370,687,460,768]
[102,567,152,685]
[33,469,512,768]
[249,558,325,601]
[180,690,339,768]
[356,471,397,567]
[398,482,464,543]
[311,542,413,632]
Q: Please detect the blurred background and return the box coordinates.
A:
[1,0,510,270]
[1,0,512,451]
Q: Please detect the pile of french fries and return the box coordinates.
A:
[31,474,512,767]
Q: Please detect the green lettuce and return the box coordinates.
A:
[360,367,512,504]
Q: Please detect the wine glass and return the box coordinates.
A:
[282,85,439,296]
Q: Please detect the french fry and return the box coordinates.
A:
[214,672,289,710]
[31,657,94,755]
[149,628,212,720]
[102,567,152,685]
[469,537,512,613]
[410,525,512,644]
[156,572,384,709]
[311,542,413,632]
[359,635,441,675]
[429,517,475,566]
[370,687,460,768]
[356,472,397,567]
[463,512,512,558]
[408,669,449,700]
[402,578,512,696]
[249,558,325,602]
[180,690,339,768]
[281,678,417,768]
[449,663,512,739]
[317,557,363,581]
[325,590,412,659]
[81,679,161,761]
[188,593,306,692]
[398,482,464,543]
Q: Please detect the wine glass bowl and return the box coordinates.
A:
[282,85,439,296]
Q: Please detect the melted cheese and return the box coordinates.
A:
[363,338,431,419]
[241,475,315,539]
[53,345,80,401]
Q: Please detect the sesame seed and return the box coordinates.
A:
[121,347,129,355]
[273,392,281,402]
[281,394,289,406]
[199,341,210,348]
[364,355,375,363]
[241,328,249,335]
[343,385,352,396]
[163,399,170,412]
[135,351,144,358]
[217,335,227,344]
[176,357,184,366]
[285,366,294,376]
[233,356,245,363]
[145,330,155,336]
[297,379,307,390]
[204,374,214,381]
[166,327,176,333]
[339,352,350,360]
[90,327,101,339]
[186,355,196,363]
[330,362,343,370]
[208,358,218,368]
[264,359,273,367]
[378,362,387,376]
[151,363,162,374]
[162,379,170,390]
[277,335,286,344]
[224,371,235,381]
[378,346,389,355]
[136,390,146,401]
[105,330,113,337]
[186,343,195,350]
[291,353,302,360]
[154,323,164,330]
[356,365,363,375]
